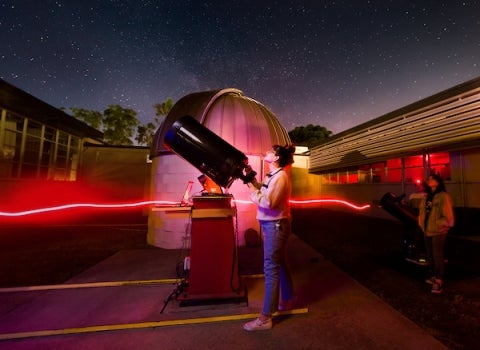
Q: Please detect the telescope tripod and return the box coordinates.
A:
[160,279,188,314]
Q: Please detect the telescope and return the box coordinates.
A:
[163,115,256,188]
[379,192,418,227]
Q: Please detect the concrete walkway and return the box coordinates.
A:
[0,235,448,350]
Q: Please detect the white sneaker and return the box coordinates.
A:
[243,317,272,331]
[425,276,435,285]
[431,279,443,294]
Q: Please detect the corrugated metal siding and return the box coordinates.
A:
[310,78,480,172]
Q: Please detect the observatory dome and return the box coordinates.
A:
[150,88,291,157]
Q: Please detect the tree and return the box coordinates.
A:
[69,98,175,146]
[69,108,103,129]
[136,98,174,146]
[288,124,333,148]
[102,105,139,146]
[135,121,156,146]
[154,98,174,118]
[70,105,140,146]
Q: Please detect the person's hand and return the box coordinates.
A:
[241,165,257,184]
[439,225,450,234]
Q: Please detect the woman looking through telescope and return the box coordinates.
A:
[242,144,298,331]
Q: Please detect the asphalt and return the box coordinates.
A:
[0,232,450,350]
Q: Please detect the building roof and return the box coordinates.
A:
[150,88,290,157]
[310,77,480,172]
[0,79,103,140]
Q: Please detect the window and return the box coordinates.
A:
[386,158,402,182]
[320,152,451,185]
[337,171,358,184]
[370,162,385,183]
[428,152,451,180]
[358,164,370,183]
[404,155,424,184]
[0,110,82,180]
[0,113,23,177]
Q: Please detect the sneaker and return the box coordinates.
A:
[431,279,443,294]
[425,276,435,285]
[243,317,272,331]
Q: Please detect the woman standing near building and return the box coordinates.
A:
[418,174,455,294]
[242,144,297,331]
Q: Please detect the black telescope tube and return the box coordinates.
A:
[163,115,249,188]
[379,192,418,228]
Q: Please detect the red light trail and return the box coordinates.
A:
[289,198,371,210]
[0,198,370,217]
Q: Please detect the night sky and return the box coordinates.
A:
[1,1,479,134]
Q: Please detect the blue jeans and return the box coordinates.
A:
[425,234,447,280]
[260,218,294,316]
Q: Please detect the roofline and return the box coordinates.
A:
[0,79,104,140]
[309,76,480,173]
[320,76,480,144]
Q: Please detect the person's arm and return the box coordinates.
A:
[249,177,262,190]
[418,197,426,232]
[439,193,455,233]
[250,172,287,209]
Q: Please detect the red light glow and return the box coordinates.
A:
[289,198,371,210]
[0,198,370,217]
[0,201,178,217]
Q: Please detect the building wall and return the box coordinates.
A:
[291,148,480,235]
[291,166,392,219]
[81,146,151,201]
[0,108,100,219]
[452,149,480,207]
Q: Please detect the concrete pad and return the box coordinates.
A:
[0,236,448,350]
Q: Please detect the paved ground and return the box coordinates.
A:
[0,207,478,349]
[0,223,449,349]
[291,207,480,350]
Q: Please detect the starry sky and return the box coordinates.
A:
[1,1,479,134]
